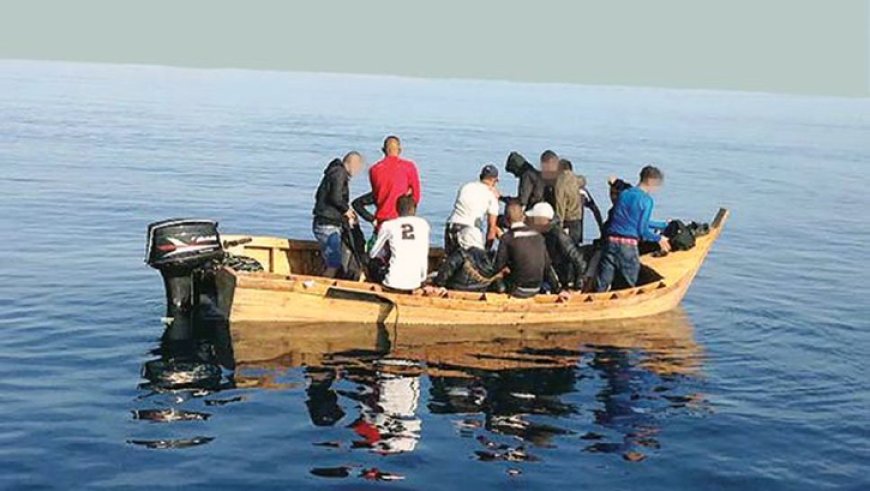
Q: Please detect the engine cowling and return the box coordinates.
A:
[145,219,224,327]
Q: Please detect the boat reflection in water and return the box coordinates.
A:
[131,307,706,476]
[230,308,707,464]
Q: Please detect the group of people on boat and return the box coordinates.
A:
[311,135,672,299]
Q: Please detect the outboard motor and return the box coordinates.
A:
[145,219,224,335]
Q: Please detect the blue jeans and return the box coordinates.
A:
[596,241,640,292]
[313,223,344,269]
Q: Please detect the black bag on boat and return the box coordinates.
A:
[687,221,710,237]
[341,221,368,280]
[664,220,696,251]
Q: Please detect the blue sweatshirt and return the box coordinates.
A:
[606,186,664,242]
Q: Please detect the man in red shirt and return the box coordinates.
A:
[368,135,421,226]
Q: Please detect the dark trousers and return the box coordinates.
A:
[596,241,640,292]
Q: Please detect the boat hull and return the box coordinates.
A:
[216,209,728,326]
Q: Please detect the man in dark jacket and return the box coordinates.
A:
[495,200,569,299]
[555,158,605,243]
[312,151,365,277]
[504,151,546,209]
[526,202,587,290]
[425,227,504,295]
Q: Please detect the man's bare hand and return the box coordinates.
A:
[557,290,572,303]
[344,209,357,224]
[422,285,448,297]
[658,237,672,253]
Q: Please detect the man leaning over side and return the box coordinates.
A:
[596,165,671,292]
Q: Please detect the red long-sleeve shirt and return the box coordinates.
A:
[368,155,421,223]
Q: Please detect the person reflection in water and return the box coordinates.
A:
[351,371,422,454]
[429,365,577,447]
[305,367,346,427]
[304,364,423,454]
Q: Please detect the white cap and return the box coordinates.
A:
[526,202,554,220]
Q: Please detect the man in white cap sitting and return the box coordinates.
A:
[494,200,568,299]
[525,201,589,290]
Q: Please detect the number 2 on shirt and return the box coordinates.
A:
[401,223,415,240]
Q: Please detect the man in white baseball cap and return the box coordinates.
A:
[526,202,588,290]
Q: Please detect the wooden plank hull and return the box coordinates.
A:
[217,209,728,326]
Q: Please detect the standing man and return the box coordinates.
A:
[504,151,545,209]
[540,150,562,209]
[369,195,431,292]
[554,158,585,244]
[596,165,671,292]
[369,135,421,227]
[444,164,501,253]
[312,151,365,278]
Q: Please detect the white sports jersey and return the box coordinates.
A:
[369,216,431,290]
[446,181,500,228]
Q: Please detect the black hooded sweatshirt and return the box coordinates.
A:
[312,158,350,226]
[505,151,546,209]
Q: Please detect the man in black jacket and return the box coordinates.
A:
[526,202,588,290]
[504,151,546,209]
[312,151,365,277]
[495,200,568,299]
[425,227,504,295]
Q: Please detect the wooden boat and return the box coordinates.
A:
[215,208,728,326]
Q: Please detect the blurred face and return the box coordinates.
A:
[645,177,663,193]
[482,176,499,188]
[345,154,365,176]
[528,215,551,227]
[541,157,560,173]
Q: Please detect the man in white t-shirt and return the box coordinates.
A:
[444,164,501,253]
[369,194,431,291]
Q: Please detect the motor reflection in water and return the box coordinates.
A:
[131,306,708,478]
[129,299,237,449]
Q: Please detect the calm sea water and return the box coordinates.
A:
[1,60,868,490]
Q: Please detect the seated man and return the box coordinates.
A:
[494,200,565,299]
[526,202,587,290]
[425,227,504,295]
[596,166,671,292]
[368,195,431,292]
[444,164,501,254]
